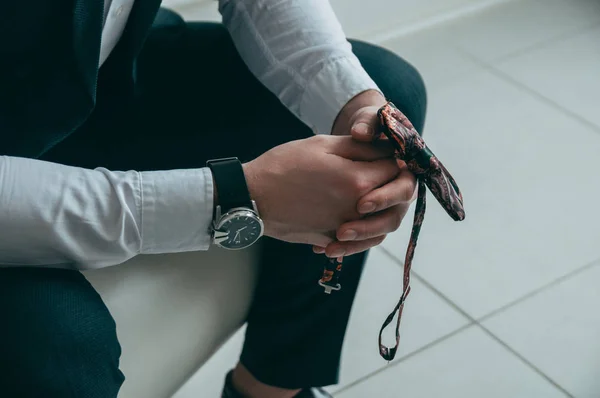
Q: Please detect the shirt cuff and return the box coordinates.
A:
[139,167,214,254]
[299,55,382,135]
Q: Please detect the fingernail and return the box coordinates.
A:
[340,230,357,241]
[329,249,346,258]
[313,246,325,254]
[352,123,373,136]
[359,202,376,213]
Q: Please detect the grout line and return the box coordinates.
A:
[477,256,600,323]
[374,248,599,397]
[491,21,600,64]
[365,0,521,44]
[454,47,600,136]
[333,323,475,396]
[476,323,575,397]
[378,246,476,322]
[380,235,600,326]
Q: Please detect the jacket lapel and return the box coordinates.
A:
[95,0,163,95]
[127,0,163,55]
[71,0,105,101]
[0,0,163,157]
[105,0,163,62]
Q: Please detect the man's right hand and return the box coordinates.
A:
[242,135,399,248]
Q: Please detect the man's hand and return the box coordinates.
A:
[331,89,388,138]
[242,135,398,248]
[313,90,418,257]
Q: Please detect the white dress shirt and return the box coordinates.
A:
[0,0,380,270]
[99,0,135,66]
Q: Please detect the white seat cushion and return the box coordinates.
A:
[83,244,261,398]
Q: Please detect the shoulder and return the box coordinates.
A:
[0,1,75,57]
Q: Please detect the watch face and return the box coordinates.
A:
[214,211,263,250]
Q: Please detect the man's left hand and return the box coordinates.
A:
[314,90,417,258]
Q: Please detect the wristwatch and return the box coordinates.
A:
[207,157,264,250]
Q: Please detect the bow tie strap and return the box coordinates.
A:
[378,178,427,361]
[317,101,465,363]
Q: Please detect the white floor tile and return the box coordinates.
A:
[330,0,491,40]
[497,25,600,129]
[169,0,222,22]
[483,262,600,398]
[444,0,600,62]
[336,325,567,398]
[378,30,481,89]
[161,0,210,10]
[331,248,469,392]
[381,69,600,318]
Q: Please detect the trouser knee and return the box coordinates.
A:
[0,268,124,397]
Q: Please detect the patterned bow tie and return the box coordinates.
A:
[319,101,465,361]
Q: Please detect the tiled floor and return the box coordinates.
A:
[173,0,600,397]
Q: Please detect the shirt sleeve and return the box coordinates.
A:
[218,0,382,135]
[0,156,214,270]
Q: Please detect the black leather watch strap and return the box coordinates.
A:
[206,157,253,212]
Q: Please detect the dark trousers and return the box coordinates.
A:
[0,10,426,397]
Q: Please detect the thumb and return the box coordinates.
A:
[350,106,381,142]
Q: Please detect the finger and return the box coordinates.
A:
[324,235,387,258]
[313,245,325,254]
[336,206,408,242]
[310,234,334,248]
[353,158,400,193]
[331,136,394,161]
[357,168,417,214]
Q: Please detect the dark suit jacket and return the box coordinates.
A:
[0,0,163,158]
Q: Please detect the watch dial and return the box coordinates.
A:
[215,214,262,249]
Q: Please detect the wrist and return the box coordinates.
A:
[242,162,260,213]
[208,158,265,249]
[242,161,273,237]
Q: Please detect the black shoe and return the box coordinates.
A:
[221,371,333,398]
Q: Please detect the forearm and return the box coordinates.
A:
[218,0,381,135]
[0,156,214,270]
